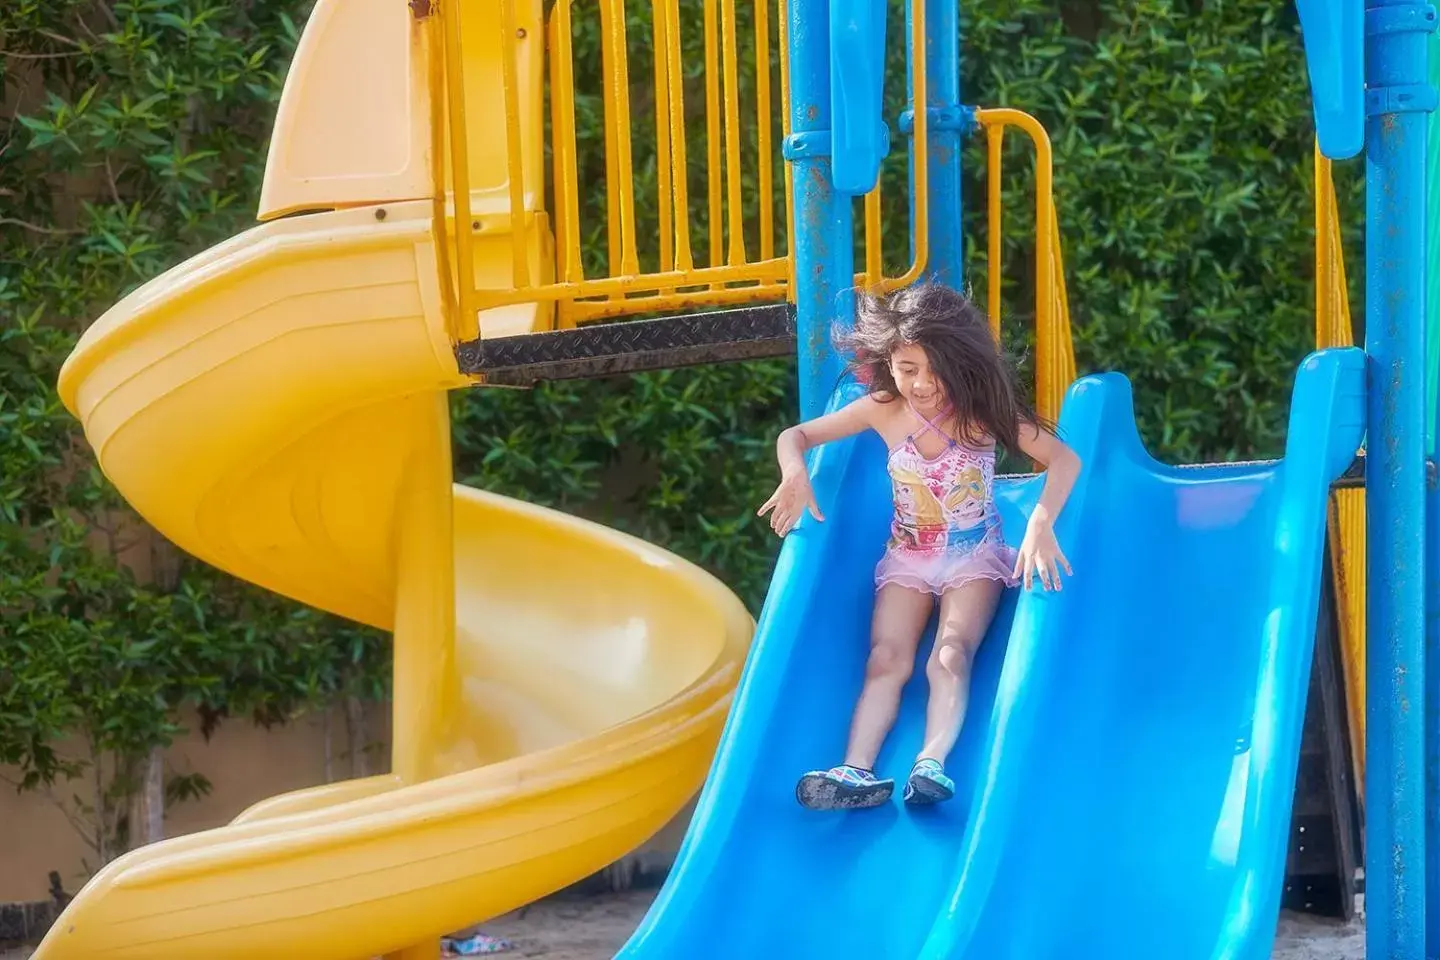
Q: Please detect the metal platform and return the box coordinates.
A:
[456,304,796,386]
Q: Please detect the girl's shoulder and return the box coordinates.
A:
[952,418,999,453]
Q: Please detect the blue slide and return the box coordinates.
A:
[616,348,1365,959]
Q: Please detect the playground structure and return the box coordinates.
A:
[30,0,1439,958]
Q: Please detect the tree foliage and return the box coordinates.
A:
[1,0,1358,874]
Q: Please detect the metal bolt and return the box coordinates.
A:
[517,27,527,38]
[375,208,387,221]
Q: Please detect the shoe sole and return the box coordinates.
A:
[904,775,954,805]
[796,774,893,811]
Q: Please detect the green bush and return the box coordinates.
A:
[1,0,1359,872]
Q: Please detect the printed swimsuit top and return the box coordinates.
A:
[886,402,1001,549]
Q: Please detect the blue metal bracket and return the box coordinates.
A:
[828,0,888,195]
[1295,0,1366,159]
[1366,83,1440,115]
[898,105,976,134]
[782,131,833,160]
[1366,3,1437,36]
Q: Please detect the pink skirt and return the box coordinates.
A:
[874,537,1020,596]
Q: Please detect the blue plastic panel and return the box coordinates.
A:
[1296,0,1365,158]
[828,0,888,195]
[616,349,1364,959]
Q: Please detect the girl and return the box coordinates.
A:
[757,282,1082,810]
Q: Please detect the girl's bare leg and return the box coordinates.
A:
[841,583,934,770]
[916,578,1005,765]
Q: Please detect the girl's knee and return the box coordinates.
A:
[928,636,979,680]
[867,641,915,682]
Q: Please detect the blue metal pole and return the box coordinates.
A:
[1426,25,1440,960]
[1365,2,1435,956]
[903,0,964,287]
[784,0,853,421]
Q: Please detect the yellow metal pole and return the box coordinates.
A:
[553,0,583,288]
[777,0,794,293]
[652,0,675,274]
[439,0,478,340]
[864,189,883,286]
[986,123,1003,338]
[704,0,723,269]
[422,3,459,340]
[976,109,1068,422]
[663,0,694,272]
[603,0,639,276]
[754,0,775,261]
[720,0,747,266]
[498,0,530,289]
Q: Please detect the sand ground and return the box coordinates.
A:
[481,890,1367,959]
[1,889,1368,959]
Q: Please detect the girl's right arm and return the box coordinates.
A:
[758,396,880,536]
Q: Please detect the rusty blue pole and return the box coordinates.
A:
[899,0,964,287]
[1429,17,1440,959]
[783,0,853,420]
[1365,1,1435,956]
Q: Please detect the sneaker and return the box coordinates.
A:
[903,758,955,805]
[796,763,894,810]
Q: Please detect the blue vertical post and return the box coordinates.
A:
[1429,19,1440,960]
[905,0,964,287]
[1365,2,1435,956]
[784,0,853,420]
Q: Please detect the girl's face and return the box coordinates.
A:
[889,343,946,414]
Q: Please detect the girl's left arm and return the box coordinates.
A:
[1017,422,1082,529]
[1013,422,1083,590]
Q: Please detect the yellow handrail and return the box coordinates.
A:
[985,122,1002,337]
[974,107,1076,423]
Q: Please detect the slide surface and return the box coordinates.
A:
[619,350,1364,960]
[40,196,752,960]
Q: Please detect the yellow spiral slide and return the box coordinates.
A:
[38,1,754,957]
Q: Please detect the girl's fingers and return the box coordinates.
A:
[808,494,825,522]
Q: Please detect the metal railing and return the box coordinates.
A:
[429,0,946,335]
[425,0,1074,424]
[976,108,1077,423]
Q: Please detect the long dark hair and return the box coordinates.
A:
[835,281,1049,452]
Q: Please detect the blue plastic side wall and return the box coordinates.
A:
[916,352,1363,960]
[1296,0,1366,158]
[1364,3,1433,956]
[828,0,888,195]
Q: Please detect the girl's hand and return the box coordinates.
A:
[757,471,824,537]
[1013,515,1072,591]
